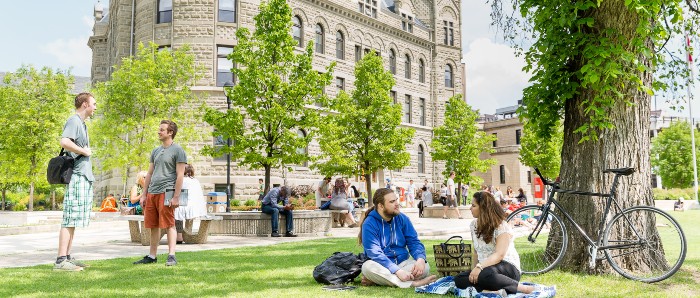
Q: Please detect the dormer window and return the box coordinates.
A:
[358,0,377,18]
[401,13,413,33]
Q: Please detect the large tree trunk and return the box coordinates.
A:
[29,182,34,212]
[557,0,654,274]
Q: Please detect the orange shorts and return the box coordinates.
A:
[144,193,175,229]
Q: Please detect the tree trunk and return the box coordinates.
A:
[264,164,271,194]
[1,188,6,210]
[51,189,56,211]
[556,0,653,274]
[29,182,34,212]
[457,182,462,206]
[365,160,373,207]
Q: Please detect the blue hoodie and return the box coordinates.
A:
[361,209,427,274]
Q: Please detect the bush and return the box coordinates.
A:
[13,203,26,211]
[290,185,314,198]
[653,188,695,200]
[231,199,241,206]
[244,199,257,207]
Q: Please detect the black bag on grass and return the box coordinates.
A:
[313,252,368,285]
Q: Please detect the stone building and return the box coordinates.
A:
[88,0,463,200]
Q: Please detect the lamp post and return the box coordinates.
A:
[224,81,234,212]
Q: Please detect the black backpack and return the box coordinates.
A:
[313,252,368,285]
[47,148,76,184]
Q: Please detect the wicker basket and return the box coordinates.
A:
[433,236,472,277]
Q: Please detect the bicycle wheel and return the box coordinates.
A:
[506,205,567,275]
[603,206,687,283]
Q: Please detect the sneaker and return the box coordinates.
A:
[284,231,298,237]
[68,258,90,268]
[54,260,83,271]
[165,255,177,266]
[133,255,157,265]
[271,232,281,237]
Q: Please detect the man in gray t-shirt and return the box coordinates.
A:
[54,92,97,272]
[133,120,187,267]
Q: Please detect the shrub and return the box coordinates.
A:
[244,199,257,207]
[13,203,26,211]
[653,188,695,200]
[290,185,314,197]
[231,199,241,206]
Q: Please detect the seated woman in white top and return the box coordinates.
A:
[175,164,208,244]
[455,191,551,296]
[330,178,358,228]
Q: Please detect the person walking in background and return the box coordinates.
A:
[175,164,207,244]
[461,184,469,205]
[133,120,187,267]
[455,191,553,295]
[443,171,463,219]
[54,92,97,271]
[261,186,297,237]
[128,171,147,215]
[257,178,265,200]
[406,179,416,208]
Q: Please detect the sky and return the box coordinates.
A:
[0,1,696,117]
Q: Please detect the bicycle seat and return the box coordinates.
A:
[603,167,635,176]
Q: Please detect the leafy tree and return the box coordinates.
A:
[431,95,495,203]
[315,51,414,206]
[91,42,203,187]
[518,121,563,179]
[651,121,699,188]
[203,0,335,193]
[0,66,73,211]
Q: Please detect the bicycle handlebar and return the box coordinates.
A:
[534,168,554,186]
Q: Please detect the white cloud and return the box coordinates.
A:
[41,37,92,76]
[463,38,530,115]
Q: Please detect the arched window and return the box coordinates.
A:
[297,129,308,167]
[315,24,324,54]
[445,64,453,88]
[292,16,303,47]
[336,31,344,60]
[417,145,425,173]
[389,49,396,74]
[404,54,411,79]
[418,59,425,83]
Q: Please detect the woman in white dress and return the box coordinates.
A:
[175,164,207,244]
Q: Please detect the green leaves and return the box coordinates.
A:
[651,121,700,188]
[431,95,495,188]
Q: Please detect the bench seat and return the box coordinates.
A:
[117,215,223,246]
[208,210,332,236]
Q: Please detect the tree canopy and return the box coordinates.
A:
[315,51,414,203]
[518,121,563,179]
[203,0,334,193]
[651,121,699,188]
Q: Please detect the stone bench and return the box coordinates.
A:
[117,215,223,246]
[329,210,349,228]
[208,210,332,236]
[422,205,472,219]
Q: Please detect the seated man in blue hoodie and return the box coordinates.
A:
[358,188,437,288]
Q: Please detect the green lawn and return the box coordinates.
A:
[1,211,697,297]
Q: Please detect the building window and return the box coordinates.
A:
[355,45,362,62]
[418,145,425,173]
[516,129,522,145]
[500,165,506,184]
[418,59,425,83]
[401,13,413,32]
[443,21,454,46]
[404,95,412,123]
[390,90,397,104]
[419,98,426,126]
[157,45,171,52]
[218,0,236,23]
[492,133,497,147]
[389,49,396,74]
[315,24,324,54]
[292,16,303,47]
[358,0,378,18]
[297,130,308,167]
[404,54,411,79]
[213,134,227,161]
[336,31,345,60]
[216,46,234,87]
[527,170,532,183]
[445,64,453,88]
[157,0,172,24]
[336,77,345,91]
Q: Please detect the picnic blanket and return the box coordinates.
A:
[415,276,556,298]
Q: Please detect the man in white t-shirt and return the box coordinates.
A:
[442,171,463,219]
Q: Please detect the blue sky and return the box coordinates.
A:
[0,1,694,117]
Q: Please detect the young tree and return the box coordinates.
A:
[518,122,563,179]
[91,42,202,188]
[490,0,690,274]
[203,0,335,193]
[0,66,73,211]
[431,95,495,203]
[315,51,414,206]
[651,121,699,188]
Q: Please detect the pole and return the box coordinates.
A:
[224,82,234,212]
[685,34,699,202]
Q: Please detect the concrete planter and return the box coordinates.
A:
[208,210,331,236]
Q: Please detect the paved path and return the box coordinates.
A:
[0,212,473,268]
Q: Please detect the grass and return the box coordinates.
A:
[0,211,698,297]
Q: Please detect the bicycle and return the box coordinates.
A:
[506,167,687,283]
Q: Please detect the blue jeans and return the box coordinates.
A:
[262,205,294,233]
[320,201,331,210]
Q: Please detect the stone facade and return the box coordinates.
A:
[89,0,463,200]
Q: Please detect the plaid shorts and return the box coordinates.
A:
[62,174,94,228]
